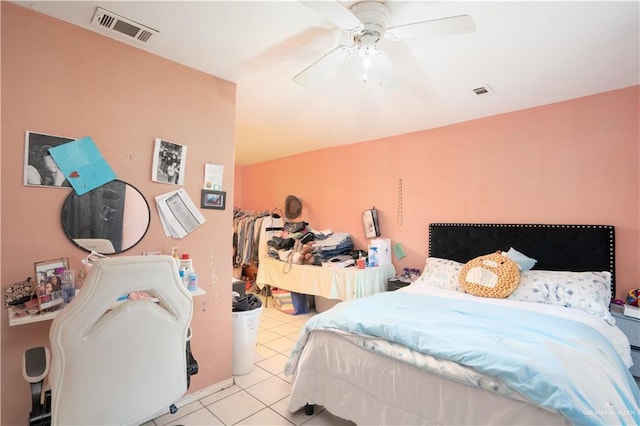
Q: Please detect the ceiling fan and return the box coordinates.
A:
[294,1,475,87]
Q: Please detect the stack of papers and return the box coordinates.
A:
[156,188,206,239]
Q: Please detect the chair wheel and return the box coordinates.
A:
[304,404,314,415]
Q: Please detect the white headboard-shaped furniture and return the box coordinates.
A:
[46,255,193,425]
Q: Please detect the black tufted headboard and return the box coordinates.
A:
[428,223,615,298]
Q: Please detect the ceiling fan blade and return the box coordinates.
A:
[300,1,363,33]
[385,14,475,41]
[293,45,353,86]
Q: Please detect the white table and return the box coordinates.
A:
[256,257,396,301]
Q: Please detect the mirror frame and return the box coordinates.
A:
[60,179,151,254]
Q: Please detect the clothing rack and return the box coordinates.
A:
[233,208,284,307]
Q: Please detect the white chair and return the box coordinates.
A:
[23,255,198,425]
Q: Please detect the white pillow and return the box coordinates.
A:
[508,270,614,324]
[414,257,464,292]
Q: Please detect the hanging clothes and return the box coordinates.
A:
[258,211,284,261]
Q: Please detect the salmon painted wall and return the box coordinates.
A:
[1,3,236,424]
[236,86,639,300]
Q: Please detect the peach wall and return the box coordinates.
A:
[1,3,235,424]
[236,86,639,300]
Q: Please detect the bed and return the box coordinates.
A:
[284,223,640,425]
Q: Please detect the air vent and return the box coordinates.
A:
[90,7,158,45]
[470,84,495,97]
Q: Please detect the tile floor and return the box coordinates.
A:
[147,294,354,426]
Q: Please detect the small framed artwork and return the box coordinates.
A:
[34,257,69,311]
[201,190,226,210]
[24,131,75,188]
[152,138,187,185]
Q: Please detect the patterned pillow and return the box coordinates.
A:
[508,270,614,324]
[414,257,464,292]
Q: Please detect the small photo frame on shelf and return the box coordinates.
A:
[152,138,187,185]
[34,257,69,311]
[201,190,226,210]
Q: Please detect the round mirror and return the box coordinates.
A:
[61,180,150,254]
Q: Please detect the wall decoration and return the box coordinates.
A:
[203,163,224,190]
[156,188,206,238]
[48,136,117,195]
[152,138,187,185]
[201,190,226,210]
[34,257,69,312]
[23,131,75,188]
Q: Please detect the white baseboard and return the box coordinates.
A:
[142,377,234,423]
[177,377,235,406]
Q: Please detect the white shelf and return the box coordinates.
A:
[190,287,206,296]
[9,287,206,326]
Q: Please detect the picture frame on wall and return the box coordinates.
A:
[201,190,226,210]
[23,131,75,188]
[34,257,69,312]
[152,138,187,186]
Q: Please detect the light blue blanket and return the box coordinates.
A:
[285,292,640,425]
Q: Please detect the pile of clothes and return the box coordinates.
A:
[232,292,262,312]
[266,224,355,266]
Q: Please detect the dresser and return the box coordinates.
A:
[610,304,640,378]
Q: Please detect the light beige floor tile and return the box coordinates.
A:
[277,371,292,384]
[245,375,291,406]
[255,344,279,362]
[164,407,224,426]
[288,329,304,339]
[206,390,265,425]
[260,316,285,329]
[152,401,204,426]
[256,353,290,376]
[233,365,273,389]
[257,329,281,344]
[263,336,297,353]
[198,384,241,406]
[236,407,294,425]
[271,323,301,336]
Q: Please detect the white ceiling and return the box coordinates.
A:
[13,1,640,165]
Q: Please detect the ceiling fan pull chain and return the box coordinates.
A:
[397,178,403,226]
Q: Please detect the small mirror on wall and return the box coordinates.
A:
[61,180,150,254]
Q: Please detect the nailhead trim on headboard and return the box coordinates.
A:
[428,223,616,299]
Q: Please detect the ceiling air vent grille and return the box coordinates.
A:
[90,7,158,45]
[470,84,495,97]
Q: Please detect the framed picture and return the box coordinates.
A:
[34,257,69,312]
[24,131,75,187]
[201,190,226,210]
[152,138,187,185]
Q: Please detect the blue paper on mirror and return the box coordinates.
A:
[48,136,116,195]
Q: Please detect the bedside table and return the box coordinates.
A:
[611,304,640,378]
[387,277,412,291]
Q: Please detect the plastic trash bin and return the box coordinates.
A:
[231,306,263,375]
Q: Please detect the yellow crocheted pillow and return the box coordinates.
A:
[458,251,520,298]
